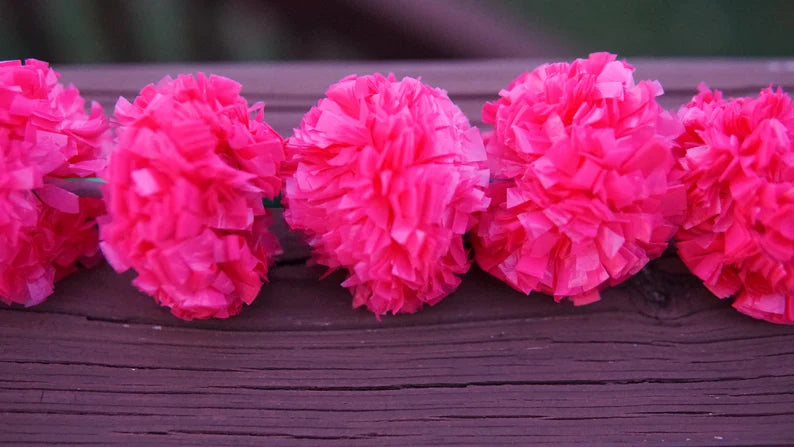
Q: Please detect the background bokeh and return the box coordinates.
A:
[1,0,793,63]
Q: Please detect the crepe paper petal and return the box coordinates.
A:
[35,184,80,213]
[100,73,285,320]
[0,59,110,307]
[43,177,105,198]
[473,52,685,305]
[674,85,794,324]
[282,73,490,317]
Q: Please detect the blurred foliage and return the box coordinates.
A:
[0,0,792,63]
[506,0,794,57]
[0,0,359,63]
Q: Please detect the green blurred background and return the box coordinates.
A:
[1,0,792,63]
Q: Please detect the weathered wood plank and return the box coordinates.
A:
[58,58,794,97]
[2,263,794,445]
[2,59,794,445]
[61,60,794,138]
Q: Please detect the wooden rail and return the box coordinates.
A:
[2,59,794,446]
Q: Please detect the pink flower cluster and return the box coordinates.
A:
[100,73,284,319]
[0,59,109,306]
[473,52,685,305]
[283,73,490,316]
[675,85,794,323]
[3,55,791,325]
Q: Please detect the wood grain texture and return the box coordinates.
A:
[2,59,794,446]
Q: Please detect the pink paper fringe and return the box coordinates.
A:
[473,52,685,305]
[0,59,110,306]
[675,85,794,324]
[283,73,490,316]
[100,73,284,320]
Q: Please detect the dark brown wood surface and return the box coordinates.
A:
[3,59,794,446]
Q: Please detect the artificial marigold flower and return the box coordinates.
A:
[0,59,109,306]
[473,52,685,305]
[282,73,490,316]
[100,73,284,320]
[675,84,794,324]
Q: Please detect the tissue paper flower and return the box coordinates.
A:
[675,85,794,324]
[283,73,489,316]
[0,59,109,306]
[100,73,284,320]
[473,52,685,305]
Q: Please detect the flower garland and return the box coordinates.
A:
[1,54,791,324]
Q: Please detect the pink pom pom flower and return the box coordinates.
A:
[0,59,109,306]
[100,73,284,320]
[675,85,794,324]
[283,73,490,316]
[473,52,685,305]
